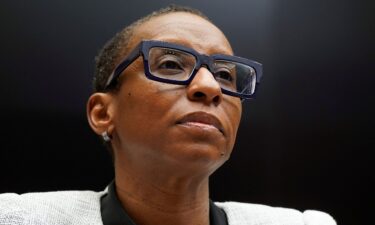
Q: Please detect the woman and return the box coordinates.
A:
[0,5,336,225]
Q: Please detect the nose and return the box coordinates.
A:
[186,67,223,105]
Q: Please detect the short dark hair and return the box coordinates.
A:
[93,4,210,93]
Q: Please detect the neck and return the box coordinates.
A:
[114,165,211,225]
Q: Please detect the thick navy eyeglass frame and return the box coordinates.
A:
[104,40,263,99]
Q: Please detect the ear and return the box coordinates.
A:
[86,92,115,136]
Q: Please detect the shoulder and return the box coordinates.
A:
[0,190,106,225]
[215,201,336,225]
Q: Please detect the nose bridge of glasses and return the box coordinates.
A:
[196,54,215,75]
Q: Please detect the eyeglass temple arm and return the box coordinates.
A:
[104,44,143,89]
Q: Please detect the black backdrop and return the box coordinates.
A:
[0,1,373,224]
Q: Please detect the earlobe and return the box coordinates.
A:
[86,93,115,136]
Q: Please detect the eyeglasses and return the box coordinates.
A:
[104,40,263,99]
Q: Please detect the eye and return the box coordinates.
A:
[148,47,195,79]
[158,60,183,70]
[215,70,233,82]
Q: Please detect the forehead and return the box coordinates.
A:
[128,12,233,55]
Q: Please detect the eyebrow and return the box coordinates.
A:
[149,37,233,56]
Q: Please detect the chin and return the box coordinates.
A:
[165,143,231,171]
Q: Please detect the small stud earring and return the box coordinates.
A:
[102,131,111,142]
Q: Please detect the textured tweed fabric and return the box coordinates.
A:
[0,190,336,225]
[216,202,336,225]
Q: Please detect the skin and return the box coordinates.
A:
[87,12,242,225]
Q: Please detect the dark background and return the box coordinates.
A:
[1,0,373,224]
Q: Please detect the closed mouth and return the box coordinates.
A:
[177,111,224,134]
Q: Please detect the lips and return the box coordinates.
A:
[177,112,224,134]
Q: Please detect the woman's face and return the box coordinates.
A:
[111,12,242,174]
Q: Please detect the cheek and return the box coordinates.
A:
[114,79,180,145]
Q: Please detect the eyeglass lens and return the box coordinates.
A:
[148,47,257,95]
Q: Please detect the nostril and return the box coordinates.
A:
[193,92,205,98]
[192,91,221,104]
[212,95,220,103]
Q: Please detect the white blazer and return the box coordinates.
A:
[0,190,336,225]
